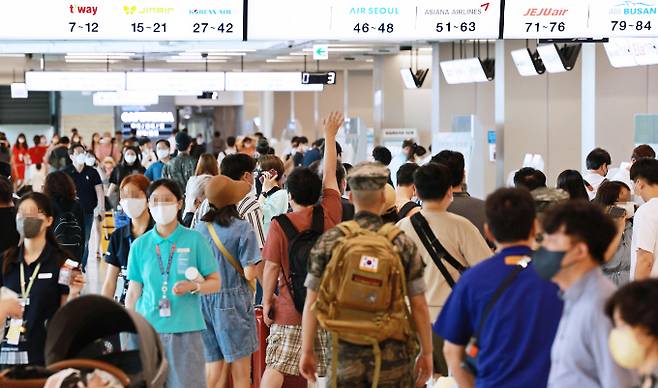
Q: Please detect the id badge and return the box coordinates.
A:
[6,319,23,346]
[158,298,171,318]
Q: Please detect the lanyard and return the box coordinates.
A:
[19,262,42,300]
[155,244,176,294]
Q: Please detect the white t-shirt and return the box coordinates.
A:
[630,197,658,280]
[582,171,607,200]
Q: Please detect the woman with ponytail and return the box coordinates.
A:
[0,192,84,368]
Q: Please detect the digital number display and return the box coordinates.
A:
[301,72,337,85]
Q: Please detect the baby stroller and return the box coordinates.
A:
[45,295,167,387]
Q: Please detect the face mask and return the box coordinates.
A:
[609,327,646,369]
[125,154,137,165]
[615,202,635,219]
[16,217,43,239]
[156,149,170,160]
[532,247,566,280]
[150,204,178,225]
[85,156,96,167]
[73,153,86,166]
[120,198,147,219]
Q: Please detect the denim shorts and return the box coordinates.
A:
[159,331,206,388]
[201,289,258,363]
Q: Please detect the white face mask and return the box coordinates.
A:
[85,156,96,167]
[150,204,178,225]
[125,154,137,165]
[73,153,86,166]
[156,149,170,160]
[120,198,147,219]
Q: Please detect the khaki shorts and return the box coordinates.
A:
[265,324,329,376]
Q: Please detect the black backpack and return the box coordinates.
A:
[274,206,324,313]
[53,211,83,261]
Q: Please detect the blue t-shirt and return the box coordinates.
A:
[127,224,219,334]
[195,219,261,293]
[434,246,563,388]
[145,161,165,181]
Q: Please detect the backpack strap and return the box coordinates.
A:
[310,206,324,234]
[398,201,420,219]
[410,212,467,288]
[377,223,402,242]
[469,258,529,351]
[274,214,299,241]
[207,223,256,293]
[337,220,360,237]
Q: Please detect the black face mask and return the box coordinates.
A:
[16,217,43,239]
[532,247,566,280]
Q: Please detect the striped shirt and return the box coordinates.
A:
[238,195,266,249]
[191,195,265,249]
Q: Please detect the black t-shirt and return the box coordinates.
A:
[63,165,102,214]
[104,219,154,269]
[0,243,69,366]
[109,164,146,186]
[0,207,19,256]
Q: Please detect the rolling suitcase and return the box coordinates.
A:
[100,211,115,255]
[252,306,268,388]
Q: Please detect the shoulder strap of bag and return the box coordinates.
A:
[410,213,464,288]
[207,223,256,293]
[378,223,402,242]
[274,214,298,241]
[473,259,528,340]
[337,220,360,237]
[310,205,324,233]
[398,201,420,219]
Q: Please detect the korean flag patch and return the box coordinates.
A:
[359,256,379,273]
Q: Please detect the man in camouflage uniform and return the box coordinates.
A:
[162,132,198,192]
[298,162,433,387]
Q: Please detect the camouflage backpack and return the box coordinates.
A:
[313,221,414,388]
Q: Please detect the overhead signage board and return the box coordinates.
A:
[415,0,501,40]
[247,0,501,40]
[590,0,658,38]
[0,0,243,40]
[503,0,591,39]
[313,45,329,60]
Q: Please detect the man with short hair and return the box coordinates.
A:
[583,147,612,199]
[630,158,658,280]
[138,137,156,169]
[538,201,635,387]
[300,161,433,387]
[217,135,237,165]
[260,113,344,387]
[432,150,489,241]
[435,188,562,387]
[162,132,198,193]
[395,163,420,219]
[63,143,104,269]
[398,163,491,378]
[513,167,547,191]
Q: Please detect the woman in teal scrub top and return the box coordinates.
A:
[125,179,220,388]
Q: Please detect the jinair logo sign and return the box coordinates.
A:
[611,0,657,15]
[123,6,174,15]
